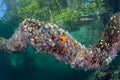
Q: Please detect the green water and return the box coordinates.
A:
[0,0,120,80]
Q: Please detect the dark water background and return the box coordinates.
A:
[0,0,120,80]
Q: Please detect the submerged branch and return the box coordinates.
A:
[0,13,120,70]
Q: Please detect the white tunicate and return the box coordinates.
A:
[97,48,101,53]
[24,19,27,22]
[75,40,78,44]
[111,30,114,35]
[38,23,41,26]
[113,15,116,19]
[49,39,52,42]
[113,26,117,29]
[31,18,34,21]
[100,42,102,44]
[50,25,53,28]
[59,28,63,32]
[111,17,113,20]
[22,21,25,25]
[54,31,57,34]
[45,25,48,28]
[27,18,31,21]
[23,25,27,28]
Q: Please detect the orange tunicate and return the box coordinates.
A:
[59,35,68,42]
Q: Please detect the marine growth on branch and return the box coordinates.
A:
[0,12,120,70]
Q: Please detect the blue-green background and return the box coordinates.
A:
[0,0,120,80]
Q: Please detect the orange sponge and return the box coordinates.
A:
[59,35,67,42]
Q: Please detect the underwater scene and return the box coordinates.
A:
[0,0,120,80]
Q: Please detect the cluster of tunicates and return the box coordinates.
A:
[0,12,120,70]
